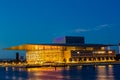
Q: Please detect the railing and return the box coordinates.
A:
[71,50,116,57]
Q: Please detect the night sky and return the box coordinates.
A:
[0,0,120,59]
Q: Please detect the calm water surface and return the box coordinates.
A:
[0,65,120,80]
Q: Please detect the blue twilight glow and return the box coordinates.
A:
[0,0,120,59]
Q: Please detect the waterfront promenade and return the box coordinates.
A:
[0,61,120,67]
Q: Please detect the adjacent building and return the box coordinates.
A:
[5,36,116,64]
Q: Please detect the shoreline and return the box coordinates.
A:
[0,61,120,68]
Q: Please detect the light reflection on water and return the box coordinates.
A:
[27,67,65,80]
[1,65,120,80]
[96,65,114,80]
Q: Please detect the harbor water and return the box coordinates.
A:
[0,65,120,80]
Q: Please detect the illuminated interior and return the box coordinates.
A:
[5,44,116,64]
[4,36,116,64]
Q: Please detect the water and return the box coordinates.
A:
[0,65,120,80]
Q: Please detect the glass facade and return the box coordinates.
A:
[5,44,116,64]
[4,36,116,64]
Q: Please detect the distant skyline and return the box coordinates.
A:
[0,0,120,59]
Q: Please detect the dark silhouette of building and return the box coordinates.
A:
[115,54,120,61]
[16,52,19,62]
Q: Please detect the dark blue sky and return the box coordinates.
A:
[0,0,120,59]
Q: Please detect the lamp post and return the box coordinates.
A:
[119,43,120,54]
[107,46,110,50]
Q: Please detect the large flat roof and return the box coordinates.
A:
[27,43,116,47]
[4,43,116,51]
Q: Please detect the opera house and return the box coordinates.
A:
[5,36,116,64]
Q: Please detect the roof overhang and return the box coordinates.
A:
[4,43,117,51]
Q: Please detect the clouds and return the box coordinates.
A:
[93,24,111,31]
[74,24,111,33]
[53,24,113,36]
[75,29,90,32]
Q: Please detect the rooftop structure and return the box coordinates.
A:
[54,36,85,44]
[5,36,116,64]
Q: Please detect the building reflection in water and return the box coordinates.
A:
[5,67,28,80]
[96,65,114,80]
[27,66,115,80]
[26,67,65,80]
[3,65,116,80]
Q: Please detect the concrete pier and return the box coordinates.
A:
[1,61,120,68]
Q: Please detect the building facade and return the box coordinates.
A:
[5,36,116,64]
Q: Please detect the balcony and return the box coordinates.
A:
[71,50,116,57]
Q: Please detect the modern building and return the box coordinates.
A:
[5,36,116,64]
